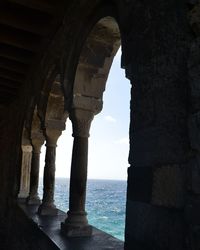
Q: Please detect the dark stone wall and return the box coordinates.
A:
[121,0,194,249]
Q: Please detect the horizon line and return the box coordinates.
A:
[39,176,127,181]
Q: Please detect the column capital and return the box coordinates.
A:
[21,144,32,153]
[31,135,45,153]
[45,128,62,147]
[70,109,94,138]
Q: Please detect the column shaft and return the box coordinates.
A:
[27,145,42,204]
[69,137,88,212]
[38,128,62,215]
[38,145,58,215]
[18,145,32,200]
[61,109,93,237]
[43,146,56,205]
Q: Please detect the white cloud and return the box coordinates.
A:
[115,137,129,145]
[104,115,117,123]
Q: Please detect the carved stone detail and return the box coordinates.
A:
[45,127,62,147]
[72,94,103,115]
[70,109,94,138]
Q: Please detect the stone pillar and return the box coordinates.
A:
[61,109,94,237]
[38,128,62,215]
[185,3,200,248]
[27,137,44,205]
[18,144,32,201]
[122,1,192,250]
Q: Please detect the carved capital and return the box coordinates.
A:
[72,94,103,115]
[45,128,62,147]
[70,109,94,138]
[21,145,32,153]
[31,135,45,153]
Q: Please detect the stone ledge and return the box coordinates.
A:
[18,202,124,250]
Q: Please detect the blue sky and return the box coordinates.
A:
[40,48,131,180]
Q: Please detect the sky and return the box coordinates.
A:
[40,48,131,180]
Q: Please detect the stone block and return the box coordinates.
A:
[188,112,200,151]
[185,199,200,225]
[125,201,186,250]
[151,164,186,208]
[189,155,200,194]
[127,166,153,203]
[130,126,188,166]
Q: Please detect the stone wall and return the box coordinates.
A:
[122,0,194,249]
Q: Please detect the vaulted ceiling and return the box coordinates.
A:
[0,0,66,104]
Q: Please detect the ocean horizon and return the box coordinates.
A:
[38,178,126,241]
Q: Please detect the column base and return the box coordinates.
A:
[61,211,93,237]
[26,195,41,205]
[38,203,58,215]
[61,222,92,237]
[18,191,29,200]
[18,197,27,203]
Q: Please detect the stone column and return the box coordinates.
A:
[38,128,62,215]
[61,109,94,237]
[18,144,32,201]
[27,137,44,205]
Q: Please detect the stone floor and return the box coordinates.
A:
[18,203,124,250]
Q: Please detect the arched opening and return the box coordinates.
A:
[65,15,130,240]
[86,48,130,240]
[51,16,130,240]
[27,14,129,241]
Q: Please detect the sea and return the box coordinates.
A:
[38,178,126,241]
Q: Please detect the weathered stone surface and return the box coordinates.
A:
[72,94,103,114]
[188,1,200,35]
[151,165,186,208]
[125,1,192,249]
[129,126,189,166]
[188,112,200,151]
[125,201,187,250]
[69,109,94,138]
[185,155,200,194]
[188,38,200,112]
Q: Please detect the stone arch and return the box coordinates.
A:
[71,16,121,114]
[60,9,128,238]
[44,74,67,128]
[60,2,122,111]
[31,75,68,214]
